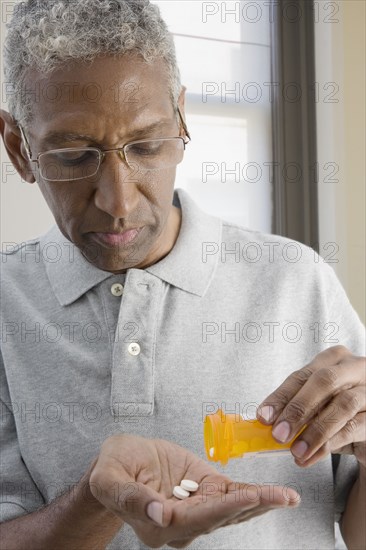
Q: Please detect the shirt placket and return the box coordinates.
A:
[110,269,163,417]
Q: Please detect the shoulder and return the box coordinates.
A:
[219,219,365,330]
[0,229,54,280]
[220,219,320,267]
[1,236,41,268]
[215,219,346,303]
[1,237,41,257]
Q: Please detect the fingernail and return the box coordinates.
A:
[146,501,163,526]
[291,440,309,459]
[259,405,275,424]
[272,421,290,443]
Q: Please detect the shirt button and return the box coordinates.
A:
[128,342,141,356]
[111,283,124,297]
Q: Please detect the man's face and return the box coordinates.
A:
[23,54,185,272]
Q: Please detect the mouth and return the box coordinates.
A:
[90,227,143,247]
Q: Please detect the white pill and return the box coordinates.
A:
[180,479,199,492]
[209,447,215,457]
[173,485,190,500]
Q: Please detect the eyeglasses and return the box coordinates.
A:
[19,107,191,182]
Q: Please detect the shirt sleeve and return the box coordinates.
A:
[321,262,365,523]
[321,260,365,355]
[0,350,45,523]
[333,454,359,524]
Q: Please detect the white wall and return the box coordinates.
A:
[315,0,365,324]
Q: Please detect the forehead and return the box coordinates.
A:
[26,54,174,142]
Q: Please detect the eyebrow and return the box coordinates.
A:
[40,119,174,148]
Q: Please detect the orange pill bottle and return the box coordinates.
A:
[204,409,305,465]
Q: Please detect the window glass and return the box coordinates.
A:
[153,0,273,231]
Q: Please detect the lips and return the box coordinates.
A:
[91,227,143,247]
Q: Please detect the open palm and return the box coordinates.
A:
[89,434,300,548]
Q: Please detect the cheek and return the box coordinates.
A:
[37,180,88,226]
[136,168,176,215]
[160,168,178,217]
[146,167,177,207]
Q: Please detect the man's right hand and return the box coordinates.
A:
[89,434,300,548]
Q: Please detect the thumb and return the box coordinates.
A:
[116,481,175,528]
[91,478,173,527]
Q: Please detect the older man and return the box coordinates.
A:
[0,1,365,549]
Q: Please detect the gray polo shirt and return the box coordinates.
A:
[1,188,364,549]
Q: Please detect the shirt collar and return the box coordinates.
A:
[145,188,221,296]
[43,226,113,307]
[43,188,222,306]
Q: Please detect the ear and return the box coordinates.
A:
[0,109,36,184]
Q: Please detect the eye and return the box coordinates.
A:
[128,141,163,156]
[54,149,96,166]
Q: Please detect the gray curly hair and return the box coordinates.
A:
[3,0,181,129]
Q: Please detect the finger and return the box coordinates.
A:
[136,485,261,547]
[173,482,261,536]
[257,346,358,426]
[169,505,281,547]
[243,482,301,507]
[168,501,300,548]
[225,502,298,525]
[126,479,263,548]
[225,483,301,526]
[289,388,366,462]
[293,411,366,468]
[270,374,365,447]
[178,483,300,541]
[89,467,173,527]
[168,538,196,549]
[167,482,300,543]
[259,352,365,447]
[134,481,301,548]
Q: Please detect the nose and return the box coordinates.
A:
[93,153,140,219]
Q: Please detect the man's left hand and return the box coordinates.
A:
[257,345,366,467]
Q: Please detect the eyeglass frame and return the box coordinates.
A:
[18,105,191,181]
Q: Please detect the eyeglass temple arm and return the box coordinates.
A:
[18,125,33,160]
[177,106,191,142]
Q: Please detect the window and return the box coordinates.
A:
[153,0,273,231]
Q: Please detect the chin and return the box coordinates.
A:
[93,256,140,273]
[102,248,148,271]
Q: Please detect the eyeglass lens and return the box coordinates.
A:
[39,138,185,181]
